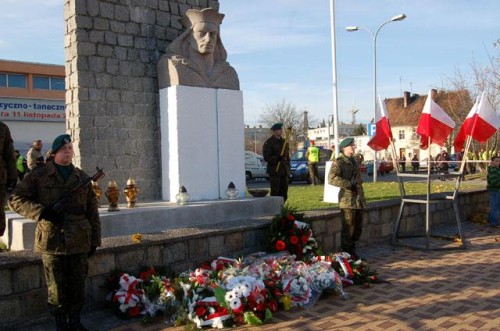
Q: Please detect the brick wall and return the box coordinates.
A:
[64,0,220,201]
[0,190,489,328]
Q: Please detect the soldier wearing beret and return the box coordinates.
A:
[328,137,366,258]
[263,123,290,201]
[9,134,101,331]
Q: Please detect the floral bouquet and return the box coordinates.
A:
[267,207,319,260]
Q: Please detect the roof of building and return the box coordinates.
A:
[385,89,473,127]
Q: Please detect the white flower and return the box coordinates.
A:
[229,296,242,310]
[224,290,236,302]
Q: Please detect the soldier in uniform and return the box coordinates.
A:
[1,121,17,236]
[328,137,366,258]
[9,134,101,331]
[263,123,290,202]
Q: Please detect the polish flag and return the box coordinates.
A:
[453,96,480,151]
[470,92,500,143]
[368,96,393,151]
[416,90,455,149]
[453,92,500,151]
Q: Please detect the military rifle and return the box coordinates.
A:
[51,167,105,214]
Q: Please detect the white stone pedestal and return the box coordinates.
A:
[159,86,245,201]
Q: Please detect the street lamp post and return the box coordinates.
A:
[253,129,261,153]
[346,13,406,182]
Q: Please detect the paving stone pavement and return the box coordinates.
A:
[14,222,500,331]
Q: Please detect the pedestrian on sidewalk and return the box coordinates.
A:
[9,134,101,331]
[487,156,500,227]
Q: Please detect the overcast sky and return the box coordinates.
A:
[1,0,498,126]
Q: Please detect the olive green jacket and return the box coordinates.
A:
[328,153,366,209]
[263,135,290,177]
[8,161,101,255]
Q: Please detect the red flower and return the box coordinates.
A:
[128,306,141,317]
[301,235,309,244]
[289,235,299,245]
[287,214,295,221]
[275,240,286,251]
[195,305,207,317]
[268,300,279,313]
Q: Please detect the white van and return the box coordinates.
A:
[245,151,269,181]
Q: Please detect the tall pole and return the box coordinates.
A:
[346,14,406,182]
[329,0,340,158]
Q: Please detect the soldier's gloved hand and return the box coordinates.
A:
[350,184,358,193]
[40,207,64,225]
[88,246,97,258]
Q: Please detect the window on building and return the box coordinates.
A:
[398,130,405,140]
[33,76,50,89]
[33,76,65,90]
[1,73,27,88]
[51,77,65,90]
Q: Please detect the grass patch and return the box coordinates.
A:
[286,174,486,211]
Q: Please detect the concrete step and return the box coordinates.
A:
[3,197,282,251]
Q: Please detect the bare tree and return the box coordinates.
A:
[445,39,500,154]
[259,99,308,152]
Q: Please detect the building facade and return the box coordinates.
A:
[0,59,65,155]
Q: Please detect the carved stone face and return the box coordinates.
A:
[190,22,219,55]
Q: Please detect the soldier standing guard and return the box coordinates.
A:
[9,134,101,331]
[263,123,290,202]
[328,137,366,258]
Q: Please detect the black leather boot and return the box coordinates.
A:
[54,314,69,331]
[68,312,89,331]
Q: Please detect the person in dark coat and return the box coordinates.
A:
[328,137,366,258]
[263,123,290,202]
[1,121,17,236]
[9,134,101,331]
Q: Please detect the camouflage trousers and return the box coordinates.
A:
[340,208,363,254]
[42,253,89,315]
[269,175,289,202]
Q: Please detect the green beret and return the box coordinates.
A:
[52,134,72,153]
[339,137,354,148]
[271,123,283,131]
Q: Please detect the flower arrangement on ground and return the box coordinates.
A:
[102,210,380,328]
[267,207,320,260]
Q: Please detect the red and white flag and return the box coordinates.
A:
[416,90,455,149]
[470,92,500,143]
[453,96,480,151]
[368,96,393,151]
[453,92,500,151]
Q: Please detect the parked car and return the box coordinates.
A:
[245,151,269,181]
[365,160,394,176]
[289,147,333,184]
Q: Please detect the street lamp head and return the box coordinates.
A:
[390,13,406,22]
[345,26,359,32]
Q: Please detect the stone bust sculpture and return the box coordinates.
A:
[157,8,240,90]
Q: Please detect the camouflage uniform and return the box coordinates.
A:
[328,153,366,256]
[8,161,101,320]
[263,135,290,201]
[1,121,17,236]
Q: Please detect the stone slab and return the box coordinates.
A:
[160,86,245,202]
[4,197,282,251]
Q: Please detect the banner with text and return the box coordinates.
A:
[0,97,65,122]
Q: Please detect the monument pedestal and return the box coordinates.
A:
[3,197,282,251]
[159,86,245,202]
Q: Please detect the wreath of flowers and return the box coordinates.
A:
[101,210,381,328]
[267,207,320,260]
